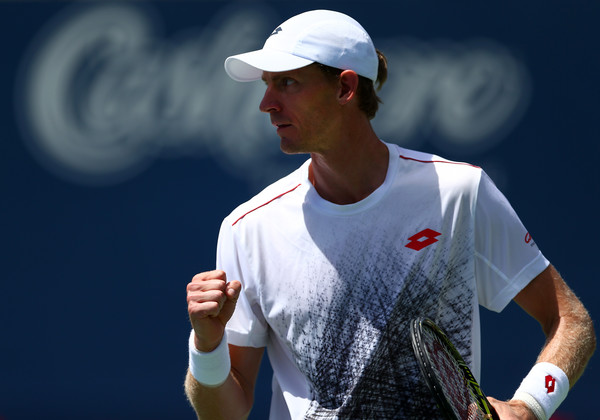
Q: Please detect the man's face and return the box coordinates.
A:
[260,64,342,155]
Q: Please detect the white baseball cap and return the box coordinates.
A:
[224,10,378,82]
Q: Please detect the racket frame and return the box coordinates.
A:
[410,317,499,420]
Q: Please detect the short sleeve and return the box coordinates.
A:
[217,219,269,348]
[474,172,549,312]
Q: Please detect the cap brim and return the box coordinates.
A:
[224,49,315,82]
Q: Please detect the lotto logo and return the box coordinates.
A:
[545,375,556,393]
[405,229,442,251]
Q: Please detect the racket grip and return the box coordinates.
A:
[489,405,500,420]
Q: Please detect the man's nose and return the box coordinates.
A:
[259,86,281,113]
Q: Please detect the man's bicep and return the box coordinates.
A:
[513,265,580,334]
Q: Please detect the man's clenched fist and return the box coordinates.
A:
[186,270,241,352]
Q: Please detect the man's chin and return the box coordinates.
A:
[279,139,307,155]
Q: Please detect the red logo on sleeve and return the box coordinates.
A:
[545,375,556,393]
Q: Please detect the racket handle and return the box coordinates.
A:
[489,405,500,420]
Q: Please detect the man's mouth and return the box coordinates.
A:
[274,122,292,132]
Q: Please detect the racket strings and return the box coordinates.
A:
[423,328,490,420]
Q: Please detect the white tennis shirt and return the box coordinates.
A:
[218,142,549,419]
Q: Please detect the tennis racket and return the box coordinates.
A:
[410,317,499,420]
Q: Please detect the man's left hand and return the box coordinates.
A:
[487,396,537,420]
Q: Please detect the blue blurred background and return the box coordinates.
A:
[1,1,598,419]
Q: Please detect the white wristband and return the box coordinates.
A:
[188,330,231,387]
[512,362,569,420]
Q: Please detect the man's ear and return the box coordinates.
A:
[338,70,359,105]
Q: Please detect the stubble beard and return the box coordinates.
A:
[279,136,310,156]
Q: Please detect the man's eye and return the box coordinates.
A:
[282,78,295,86]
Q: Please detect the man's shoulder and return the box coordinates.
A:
[391,144,482,180]
[387,143,484,197]
[225,159,310,227]
[392,144,480,170]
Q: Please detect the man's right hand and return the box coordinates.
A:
[186,270,241,352]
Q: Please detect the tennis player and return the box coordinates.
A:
[185,10,595,420]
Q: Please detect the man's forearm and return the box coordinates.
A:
[515,266,596,388]
[184,369,253,420]
[536,298,596,387]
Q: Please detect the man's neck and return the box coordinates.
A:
[309,133,389,205]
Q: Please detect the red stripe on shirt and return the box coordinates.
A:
[232,183,303,226]
[399,155,480,168]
